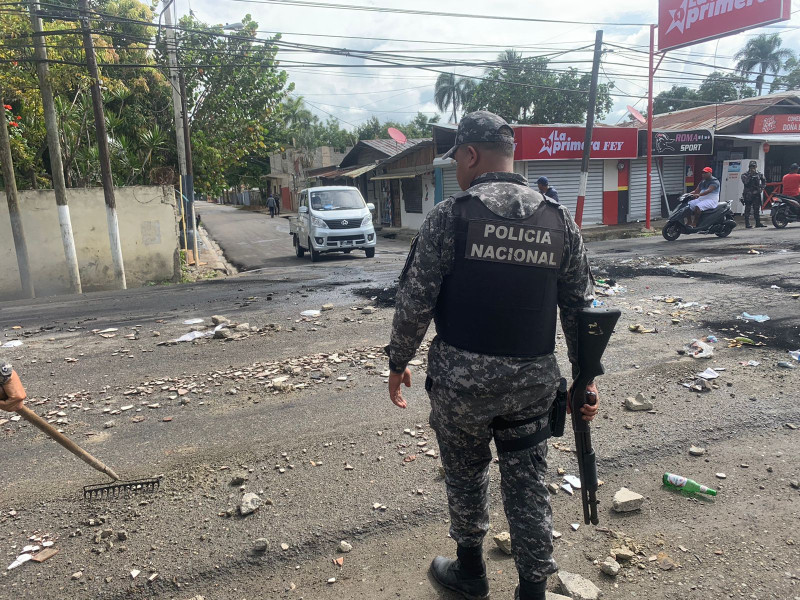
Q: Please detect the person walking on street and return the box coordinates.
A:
[267,194,277,218]
[741,160,766,228]
[535,176,559,203]
[274,192,281,215]
[782,163,800,199]
[385,111,595,600]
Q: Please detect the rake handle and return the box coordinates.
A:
[17,406,120,481]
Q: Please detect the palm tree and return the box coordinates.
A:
[434,73,475,123]
[734,33,795,96]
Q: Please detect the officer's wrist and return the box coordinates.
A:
[389,360,406,374]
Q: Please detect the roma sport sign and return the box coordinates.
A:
[659,0,791,52]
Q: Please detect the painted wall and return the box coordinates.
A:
[0,186,180,301]
[400,173,435,231]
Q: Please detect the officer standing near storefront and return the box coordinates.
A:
[385,111,596,600]
[740,160,766,228]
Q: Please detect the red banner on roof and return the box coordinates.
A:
[513,126,638,161]
[658,0,790,52]
[752,114,800,134]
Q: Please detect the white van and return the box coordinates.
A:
[289,186,377,262]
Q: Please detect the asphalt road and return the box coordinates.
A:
[1,208,799,600]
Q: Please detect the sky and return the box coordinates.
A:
[184,0,800,130]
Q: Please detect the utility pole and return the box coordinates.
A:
[645,24,656,232]
[179,70,200,262]
[78,0,126,289]
[163,0,198,263]
[1,99,35,298]
[29,0,82,294]
[574,29,603,229]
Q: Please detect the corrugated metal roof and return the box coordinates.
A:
[359,138,427,156]
[378,139,433,166]
[623,92,800,132]
[344,164,378,178]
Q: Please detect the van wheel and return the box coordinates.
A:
[294,235,305,258]
[365,248,375,258]
[309,239,321,263]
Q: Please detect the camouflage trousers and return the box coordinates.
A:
[428,378,558,582]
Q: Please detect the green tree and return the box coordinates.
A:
[771,56,800,92]
[434,72,475,124]
[172,13,292,194]
[734,33,795,96]
[653,86,701,114]
[462,52,613,124]
[697,72,755,104]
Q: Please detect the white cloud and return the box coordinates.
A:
[182,0,800,130]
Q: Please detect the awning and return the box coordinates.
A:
[344,164,377,178]
[717,133,800,144]
[370,173,418,181]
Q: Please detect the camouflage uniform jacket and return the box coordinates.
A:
[741,171,766,195]
[387,171,593,404]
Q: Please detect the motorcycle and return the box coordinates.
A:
[662,193,736,241]
[770,193,800,228]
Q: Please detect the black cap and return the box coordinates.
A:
[749,160,757,168]
[791,163,799,170]
[536,176,549,185]
[442,111,515,159]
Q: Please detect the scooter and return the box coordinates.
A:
[770,193,800,228]
[662,193,736,241]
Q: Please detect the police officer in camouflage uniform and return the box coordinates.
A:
[385,111,596,600]
[740,160,766,228]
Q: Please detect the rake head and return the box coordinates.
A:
[83,476,162,499]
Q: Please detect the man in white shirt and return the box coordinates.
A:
[688,167,720,227]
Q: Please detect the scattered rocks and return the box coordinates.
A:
[239,493,262,516]
[548,482,560,494]
[790,480,799,490]
[361,306,377,315]
[211,315,230,325]
[214,328,234,340]
[235,323,250,332]
[229,472,248,486]
[493,531,512,555]
[338,540,353,553]
[688,445,706,456]
[656,551,679,571]
[624,393,653,411]
[253,538,269,553]
[116,530,128,542]
[715,473,727,479]
[71,571,83,580]
[321,303,334,311]
[554,571,602,600]
[280,542,290,551]
[103,420,115,429]
[611,488,644,513]
[600,557,621,577]
[130,569,141,579]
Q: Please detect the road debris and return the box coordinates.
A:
[686,339,714,359]
[688,446,706,456]
[612,487,644,513]
[555,570,601,600]
[600,557,621,577]
[338,540,353,553]
[739,312,770,323]
[624,393,653,411]
[239,493,262,516]
[493,531,512,555]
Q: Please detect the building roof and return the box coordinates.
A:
[623,91,800,132]
[378,139,433,166]
[339,138,427,167]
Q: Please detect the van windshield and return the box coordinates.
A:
[309,189,365,211]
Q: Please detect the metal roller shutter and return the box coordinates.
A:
[526,160,604,224]
[629,158,662,222]
[660,156,685,194]
[442,166,460,200]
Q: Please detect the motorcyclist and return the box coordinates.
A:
[688,167,720,228]
[740,160,766,228]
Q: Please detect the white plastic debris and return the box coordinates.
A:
[1,340,23,348]
[7,553,32,570]
[789,350,800,362]
[97,328,119,334]
[696,368,719,380]
[739,312,770,323]
[182,318,204,325]
[563,475,582,489]
[175,330,210,343]
[301,310,321,317]
[687,340,714,359]
[560,483,574,496]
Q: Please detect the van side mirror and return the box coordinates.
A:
[367,203,375,212]
[298,206,308,214]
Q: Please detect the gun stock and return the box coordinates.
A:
[570,307,621,525]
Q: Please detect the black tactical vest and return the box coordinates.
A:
[434,192,566,358]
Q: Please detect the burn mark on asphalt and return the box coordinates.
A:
[353,286,398,307]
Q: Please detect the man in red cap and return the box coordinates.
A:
[687,167,720,227]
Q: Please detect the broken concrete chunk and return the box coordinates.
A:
[211,315,230,325]
[611,547,635,562]
[321,303,334,311]
[338,540,353,553]
[493,531,512,555]
[611,487,644,513]
[689,445,706,456]
[253,538,269,553]
[239,493,262,516]
[599,557,620,577]
[624,393,653,411]
[554,570,602,600]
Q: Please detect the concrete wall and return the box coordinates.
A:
[0,186,180,300]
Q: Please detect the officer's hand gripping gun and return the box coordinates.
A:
[570,307,621,525]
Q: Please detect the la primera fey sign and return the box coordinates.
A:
[659,0,791,52]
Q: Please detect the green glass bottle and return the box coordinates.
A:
[663,473,717,496]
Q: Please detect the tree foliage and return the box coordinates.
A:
[462,51,613,124]
[734,33,795,96]
[653,72,756,114]
[434,72,475,124]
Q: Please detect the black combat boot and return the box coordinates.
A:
[755,215,767,227]
[745,216,752,228]
[430,544,489,599]
[514,576,547,600]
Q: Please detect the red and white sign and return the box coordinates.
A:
[659,0,791,52]
[752,114,800,134]
[513,126,638,161]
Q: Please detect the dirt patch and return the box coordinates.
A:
[353,285,398,307]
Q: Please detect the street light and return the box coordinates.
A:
[223,22,244,31]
